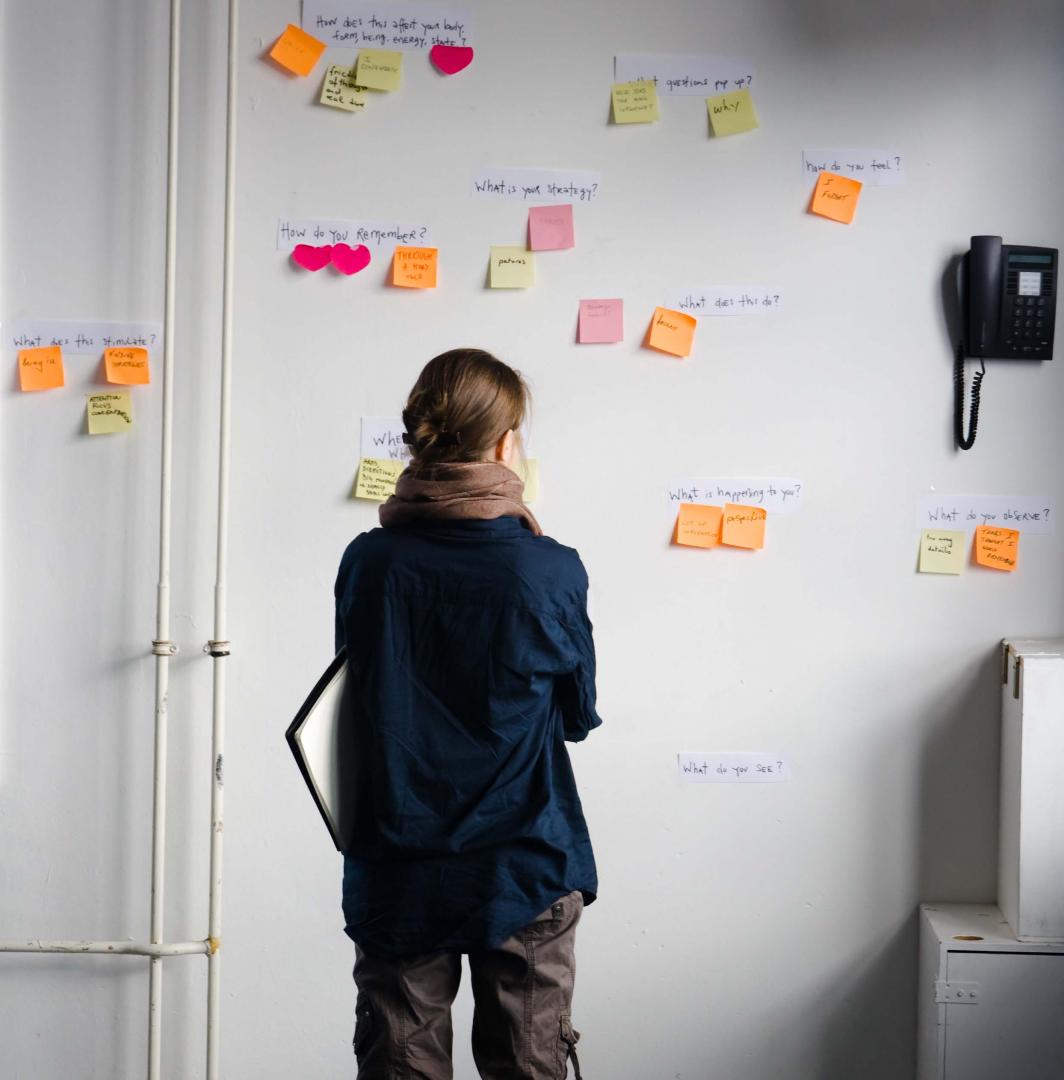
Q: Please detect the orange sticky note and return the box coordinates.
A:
[105,346,150,385]
[674,503,722,548]
[269,24,326,77]
[721,503,767,549]
[647,306,697,358]
[974,525,1019,571]
[18,345,64,391]
[392,246,439,289]
[809,171,862,224]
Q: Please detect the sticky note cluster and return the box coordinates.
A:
[917,527,1020,574]
[674,503,767,550]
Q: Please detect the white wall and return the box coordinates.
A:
[3,1,1063,1077]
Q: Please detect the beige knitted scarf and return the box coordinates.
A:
[379,460,542,536]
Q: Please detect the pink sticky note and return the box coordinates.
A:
[528,204,574,251]
[430,44,474,75]
[578,299,624,344]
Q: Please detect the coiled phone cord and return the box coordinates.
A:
[954,345,985,450]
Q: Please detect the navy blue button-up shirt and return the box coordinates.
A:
[334,516,601,957]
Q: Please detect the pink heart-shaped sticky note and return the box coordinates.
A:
[330,243,372,276]
[292,244,333,271]
[430,45,474,76]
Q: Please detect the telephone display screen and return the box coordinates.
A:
[1009,253,1053,265]
[1018,272,1043,296]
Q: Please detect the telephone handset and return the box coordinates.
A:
[954,236,1057,449]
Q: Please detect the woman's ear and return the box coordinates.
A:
[495,429,515,464]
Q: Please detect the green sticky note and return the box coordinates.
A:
[320,64,367,111]
[87,391,134,434]
[356,49,402,91]
[354,457,405,501]
[489,246,535,289]
[918,529,967,575]
[611,80,660,124]
[706,88,759,136]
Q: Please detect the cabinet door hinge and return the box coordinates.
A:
[935,980,980,1004]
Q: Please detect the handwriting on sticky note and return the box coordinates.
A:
[721,503,766,549]
[355,457,405,501]
[527,205,574,251]
[269,24,327,76]
[87,391,133,434]
[647,307,696,357]
[674,503,722,548]
[678,752,790,783]
[810,171,862,224]
[392,246,438,288]
[105,346,150,385]
[320,65,367,110]
[918,530,966,575]
[356,49,402,90]
[18,346,64,391]
[578,299,623,344]
[706,88,758,136]
[489,247,534,289]
[611,80,660,123]
[975,525,1019,571]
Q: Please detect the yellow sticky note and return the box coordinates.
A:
[269,24,326,77]
[105,346,150,385]
[721,503,767,549]
[674,503,723,548]
[647,306,696,357]
[356,49,402,91]
[489,247,535,289]
[87,391,133,434]
[706,88,759,136]
[611,80,660,124]
[18,345,64,391]
[810,171,862,224]
[355,457,405,501]
[975,525,1019,572]
[320,64,367,111]
[918,529,966,575]
[392,247,439,289]
[513,458,539,502]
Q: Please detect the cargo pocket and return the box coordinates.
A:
[353,998,375,1061]
[559,1013,583,1079]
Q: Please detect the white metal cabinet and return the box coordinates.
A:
[1000,639,1064,941]
[917,904,1064,1080]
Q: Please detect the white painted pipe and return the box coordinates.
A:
[205,1,239,1076]
[147,0,183,1074]
[0,940,209,958]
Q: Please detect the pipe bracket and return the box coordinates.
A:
[204,641,231,657]
[152,640,179,656]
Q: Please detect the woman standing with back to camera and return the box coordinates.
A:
[333,348,602,1079]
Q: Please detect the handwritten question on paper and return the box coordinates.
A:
[802,149,905,187]
[7,319,162,357]
[666,477,803,518]
[916,495,1053,534]
[614,54,754,96]
[277,218,431,251]
[303,0,471,49]
[664,288,782,317]
[677,753,791,783]
[471,167,601,203]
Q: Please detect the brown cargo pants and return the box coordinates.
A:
[352,889,585,1079]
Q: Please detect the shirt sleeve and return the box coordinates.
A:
[334,544,351,655]
[556,575,603,743]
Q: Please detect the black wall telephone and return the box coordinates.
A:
[954,236,1057,449]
